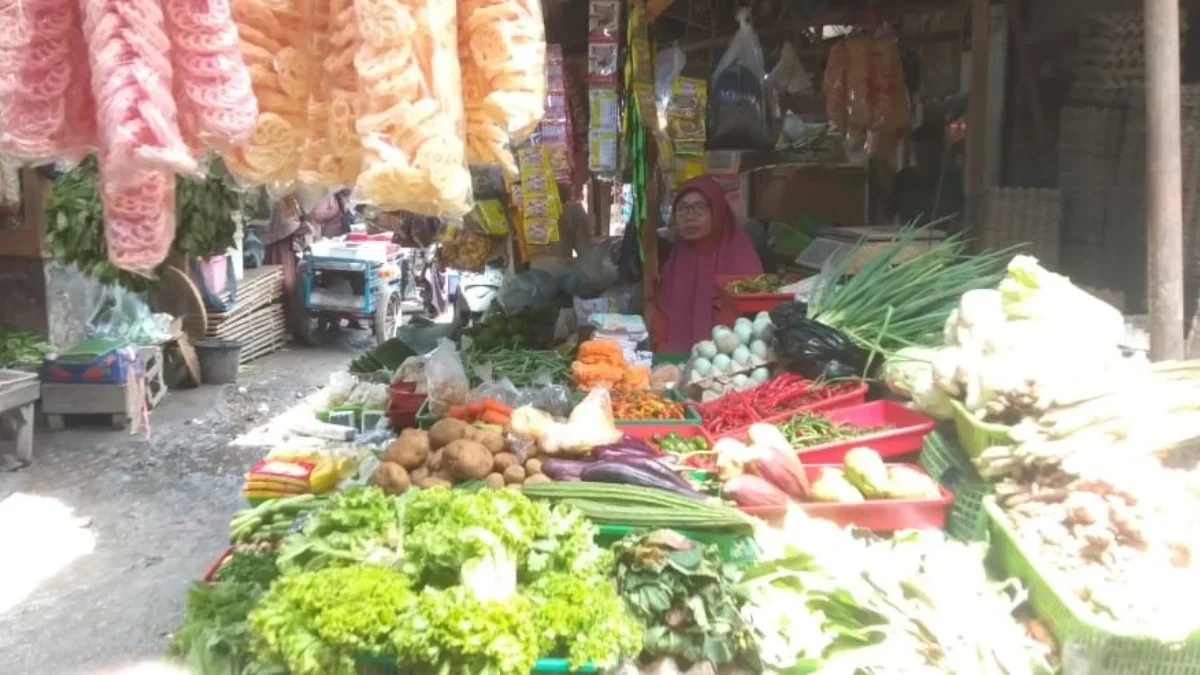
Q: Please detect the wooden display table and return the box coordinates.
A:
[0,369,40,470]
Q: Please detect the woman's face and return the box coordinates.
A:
[674,191,713,242]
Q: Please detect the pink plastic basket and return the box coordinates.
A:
[698,380,869,440]
[739,463,954,531]
[704,400,935,464]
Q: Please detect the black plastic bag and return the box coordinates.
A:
[707,9,778,150]
[769,302,869,380]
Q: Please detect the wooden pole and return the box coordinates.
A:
[642,136,661,338]
[965,0,990,226]
[1144,0,1186,359]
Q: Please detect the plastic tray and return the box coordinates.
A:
[739,464,953,531]
[950,399,1013,459]
[701,380,869,440]
[573,389,699,427]
[704,400,935,464]
[984,498,1200,674]
[715,274,795,315]
[617,423,706,447]
[918,428,994,542]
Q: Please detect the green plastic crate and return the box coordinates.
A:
[984,498,1200,674]
[918,428,994,542]
[950,399,1013,459]
[594,524,758,568]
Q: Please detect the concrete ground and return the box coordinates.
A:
[0,337,367,675]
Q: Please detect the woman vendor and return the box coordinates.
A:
[653,176,762,352]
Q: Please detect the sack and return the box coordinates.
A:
[769,302,869,380]
[707,9,778,150]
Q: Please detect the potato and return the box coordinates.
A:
[492,452,520,473]
[413,470,450,489]
[470,429,506,455]
[384,429,430,470]
[410,465,429,484]
[442,440,493,481]
[523,473,552,485]
[503,465,526,484]
[428,449,443,472]
[372,462,410,494]
[429,418,471,448]
[484,472,506,489]
[524,458,543,475]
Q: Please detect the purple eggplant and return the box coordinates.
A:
[594,447,678,465]
[541,458,592,481]
[581,461,704,499]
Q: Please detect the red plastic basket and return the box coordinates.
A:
[714,275,800,316]
[704,400,935,464]
[617,423,706,445]
[739,464,953,531]
[201,547,233,583]
[388,382,425,429]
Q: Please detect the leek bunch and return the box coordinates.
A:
[807,224,1014,358]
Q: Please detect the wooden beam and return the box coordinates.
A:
[1144,0,1186,359]
[642,138,661,338]
[965,0,990,226]
[1004,0,1047,145]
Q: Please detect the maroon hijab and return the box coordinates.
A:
[655,176,762,352]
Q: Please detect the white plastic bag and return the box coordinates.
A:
[707,9,777,150]
[654,42,686,112]
[769,42,812,96]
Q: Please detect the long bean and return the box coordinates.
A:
[467,348,570,387]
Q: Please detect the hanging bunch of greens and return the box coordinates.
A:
[44,157,242,291]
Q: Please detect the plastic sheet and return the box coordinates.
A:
[163,0,258,155]
[0,0,97,162]
[353,0,472,217]
[706,8,776,151]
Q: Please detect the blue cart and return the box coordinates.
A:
[297,252,407,346]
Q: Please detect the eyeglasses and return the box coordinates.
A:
[676,201,710,217]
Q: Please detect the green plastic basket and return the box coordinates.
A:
[950,399,1014,459]
[918,428,994,542]
[594,524,758,568]
[984,498,1200,674]
[415,399,437,430]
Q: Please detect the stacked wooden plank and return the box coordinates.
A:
[205,265,290,363]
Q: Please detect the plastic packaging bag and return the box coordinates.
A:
[769,304,869,380]
[316,372,358,408]
[86,286,174,344]
[425,338,471,415]
[460,0,546,174]
[654,42,686,112]
[707,9,777,150]
[498,269,562,314]
[353,0,473,217]
[521,373,572,417]
[769,42,812,97]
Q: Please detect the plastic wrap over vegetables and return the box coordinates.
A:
[706,8,777,150]
[0,0,97,162]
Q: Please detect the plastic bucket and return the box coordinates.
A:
[195,340,242,384]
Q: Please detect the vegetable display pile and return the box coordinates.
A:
[571,339,651,391]
[464,305,560,351]
[522,481,753,534]
[372,420,548,493]
[744,509,1054,673]
[724,274,799,294]
[777,412,889,450]
[611,530,761,670]
[683,315,775,400]
[800,225,1012,362]
[177,487,642,675]
[0,328,55,368]
[695,373,863,434]
[468,347,572,388]
[611,391,686,420]
[447,397,514,427]
[229,494,328,544]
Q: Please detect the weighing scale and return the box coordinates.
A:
[794,226,947,275]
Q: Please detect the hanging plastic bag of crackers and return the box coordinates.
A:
[353,0,473,218]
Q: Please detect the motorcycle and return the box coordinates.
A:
[455,259,504,327]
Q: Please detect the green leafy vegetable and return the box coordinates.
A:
[390,585,538,675]
[526,572,643,668]
[170,581,268,675]
[276,487,403,572]
[213,548,280,587]
[0,327,54,368]
[248,566,413,675]
[612,530,760,670]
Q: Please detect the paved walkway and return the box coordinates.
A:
[0,340,363,675]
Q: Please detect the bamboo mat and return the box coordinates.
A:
[205,265,290,363]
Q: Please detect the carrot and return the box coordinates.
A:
[466,401,485,420]
[481,411,511,426]
[447,405,468,420]
[482,398,513,416]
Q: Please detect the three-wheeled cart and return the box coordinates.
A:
[297,250,407,346]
